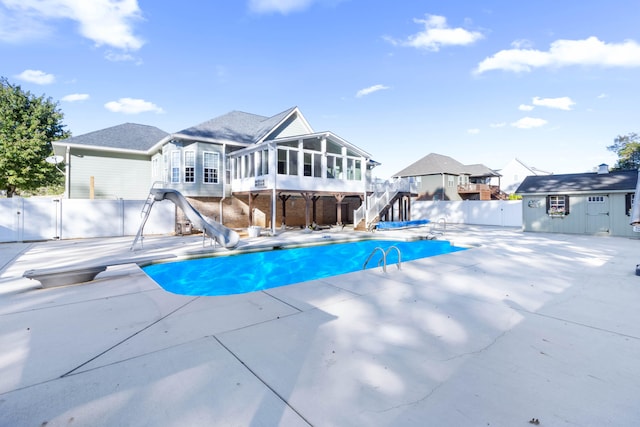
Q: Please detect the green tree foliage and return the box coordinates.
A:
[607,132,640,171]
[0,77,70,197]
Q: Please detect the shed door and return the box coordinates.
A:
[586,195,610,234]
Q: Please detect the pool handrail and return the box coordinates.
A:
[385,245,402,271]
[363,245,402,273]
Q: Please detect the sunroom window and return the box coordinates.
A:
[327,155,343,179]
[277,147,298,175]
[346,158,362,180]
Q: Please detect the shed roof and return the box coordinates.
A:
[393,153,498,178]
[516,170,638,194]
[55,123,169,152]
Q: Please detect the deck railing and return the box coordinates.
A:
[354,177,416,229]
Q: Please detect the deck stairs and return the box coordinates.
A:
[354,178,415,231]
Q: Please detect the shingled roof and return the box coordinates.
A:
[516,170,638,194]
[56,123,169,151]
[175,107,297,144]
[393,153,498,178]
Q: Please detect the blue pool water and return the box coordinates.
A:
[143,239,465,296]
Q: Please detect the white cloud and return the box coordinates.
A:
[387,14,483,51]
[61,93,89,102]
[475,36,640,74]
[490,122,506,128]
[104,97,164,114]
[597,93,608,99]
[0,6,51,43]
[356,84,389,98]
[510,39,533,49]
[104,50,140,62]
[467,128,480,134]
[532,96,575,110]
[0,0,144,50]
[511,117,548,129]
[15,69,55,84]
[518,104,534,111]
[248,0,314,14]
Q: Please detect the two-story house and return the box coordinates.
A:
[393,153,503,201]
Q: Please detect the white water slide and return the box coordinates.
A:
[131,188,240,250]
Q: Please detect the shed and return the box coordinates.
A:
[515,167,639,237]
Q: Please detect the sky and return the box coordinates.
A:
[2,0,640,179]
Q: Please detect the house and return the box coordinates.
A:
[53,107,381,233]
[490,158,552,195]
[515,164,639,237]
[392,153,503,201]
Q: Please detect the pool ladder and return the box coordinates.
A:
[363,246,402,272]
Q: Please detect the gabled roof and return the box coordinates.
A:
[54,123,169,152]
[174,107,300,144]
[516,170,638,194]
[393,153,498,178]
[465,163,501,178]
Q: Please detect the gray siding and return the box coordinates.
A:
[269,115,310,139]
[69,149,151,199]
[418,174,461,201]
[521,192,638,237]
[162,141,225,198]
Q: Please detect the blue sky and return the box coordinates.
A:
[2,0,640,179]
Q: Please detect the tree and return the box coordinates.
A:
[607,132,640,171]
[0,77,70,197]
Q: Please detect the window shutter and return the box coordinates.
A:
[545,196,550,214]
[626,193,632,216]
[564,195,570,215]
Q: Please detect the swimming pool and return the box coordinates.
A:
[142,239,465,296]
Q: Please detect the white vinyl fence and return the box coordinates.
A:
[410,200,523,227]
[0,197,175,243]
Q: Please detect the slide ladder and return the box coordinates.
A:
[130,192,156,250]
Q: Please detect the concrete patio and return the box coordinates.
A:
[0,225,639,426]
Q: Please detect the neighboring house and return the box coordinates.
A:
[515,164,639,237]
[393,153,503,201]
[53,107,378,232]
[490,158,552,195]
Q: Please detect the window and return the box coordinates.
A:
[588,195,605,203]
[303,152,322,177]
[625,193,635,216]
[277,147,298,175]
[546,195,570,216]
[447,175,455,187]
[327,155,343,179]
[314,153,322,178]
[203,152,219,184]
[184,151,195,183]
[244,153,255,178]
[256,151,263,176]
[170,151,180,183]
[346,158,361,180]
[261,149,269,176]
